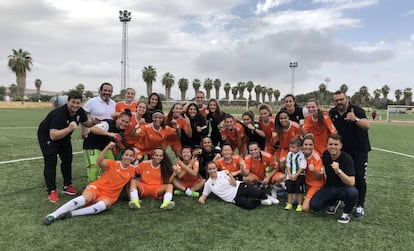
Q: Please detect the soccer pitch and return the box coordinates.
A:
[0,108,413,251]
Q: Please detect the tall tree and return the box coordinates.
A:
[161,72,175,99]
[246,81,254,102]
[75,83,85,95]
[403,88,412,106]
[273,89,280,104]
[8,49,33,97]
[319,83,326,104]
[34,78,42,101]
[224,82,231,100]
[237,82,246,99]
[381,84,390,102]
[178,77,189,101]
[340,84,348,94]
[231,86,238,100]
[373,89,381,106]
[203,78,213,99]
[359,86,369,105]
[9,83,18,99]
[254,84,262,104]
[142,65,157,97]
[267,88,273,103]
[261,86,267,103]
[213,78,221,100]
[395,89,402,104]
[192,79,201,97]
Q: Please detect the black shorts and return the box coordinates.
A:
[285,175,305,194]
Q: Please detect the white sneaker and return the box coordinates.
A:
[260,199,272,206]
[267,195,280,205]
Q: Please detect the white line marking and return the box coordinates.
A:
[0,151,83,165]
[372,147,414,159]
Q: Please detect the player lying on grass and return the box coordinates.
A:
[43,142,135,225]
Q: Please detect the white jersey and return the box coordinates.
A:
[84,96,116,120]
[202,171,240,203]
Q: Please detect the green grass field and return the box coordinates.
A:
[0,108,413,251]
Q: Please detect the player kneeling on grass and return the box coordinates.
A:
[44,142,135,225]
[198,162,272,210]
[171,146,204,198]
[128,148,176,209]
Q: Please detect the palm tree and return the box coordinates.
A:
[231,86,238,100]
[203,78,213,99]
[213,79,221,100]
[403,88,412,106]
[178,78,189,101]
[273,89,280,104]
[267,88,273,103]
[8,49,33,97]
[261,86,267,103]
[34,79,42,101]
[75,83,85,95]
[192,79,201,97]
[381,84,390,102]
[246,81,254,102]
[237,82,246,99]
[319,83,326,104]
[395,89,403,104]
[161,72,175,99]
[9,84,18,100]
[142,65,157,97]
[254,84,262,104]
[373,89,381,106]
[224,83,231,100]
[340,84,348,94]
[359,86,369,105]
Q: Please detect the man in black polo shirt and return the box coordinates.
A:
[310,134,359,223]
[38,91,98,203]
[329,90,370,218]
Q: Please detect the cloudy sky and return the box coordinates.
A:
[0,0,413,99]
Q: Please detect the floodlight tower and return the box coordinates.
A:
[119,10,131,91]
[289,61,298,95]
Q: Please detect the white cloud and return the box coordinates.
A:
[255,0,292,15]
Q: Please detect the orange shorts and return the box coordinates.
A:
[305,186,322,199]
[180,177,203,188]
[137,182,163,199]
[247,171,285,184]
[84,184,119,205]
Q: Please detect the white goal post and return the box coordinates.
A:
[386,105,414,123]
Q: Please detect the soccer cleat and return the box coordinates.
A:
[48,190,60,203]
[190,191,200,198]
[174,190,184,196]
[43,214,55,225]
[267,195,280,205]
[296,205,303,212]
[128,199,141,209]
[59,211,72,220]
[260,199,272,206]
[160,200,175,209]
[355,206,365,218]
[62,184,78,196]
[326,200,341,215]
[337,213,350,224]
[284,203,293,210]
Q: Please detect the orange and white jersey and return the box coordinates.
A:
[116,101,138,114]
[221,123,245,148]
[303,113,336,154]
[92,160,135,196]
[135,160,163,185]
[304,150,325,188]
[215,155,244,173]
[134,123,177,155]
[244,151,278,181]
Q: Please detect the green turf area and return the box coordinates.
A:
[0,108,413,250]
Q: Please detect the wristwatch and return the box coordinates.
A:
[336,170,343,175]
[354,117,360,123]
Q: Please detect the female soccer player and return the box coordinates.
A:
[128,148,176,209]
[44,142,135,225]
[215,143,245,180]
[206,98,227,147]
[112,87,138,118]
[239,110,265,151]
[164,103,192,157]
[180,103,208,148]
[123,101,147,148]
[145,92,163,123]
[198,136,221,179]
[220,114,245,156]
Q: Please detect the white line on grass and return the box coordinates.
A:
[0,151,82,165]
[372,147,414,159]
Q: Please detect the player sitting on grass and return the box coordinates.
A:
[44,142,135,225]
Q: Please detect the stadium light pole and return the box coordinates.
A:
[324,77,331,90]
[289,61,298,95]
[119,10,131,91]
